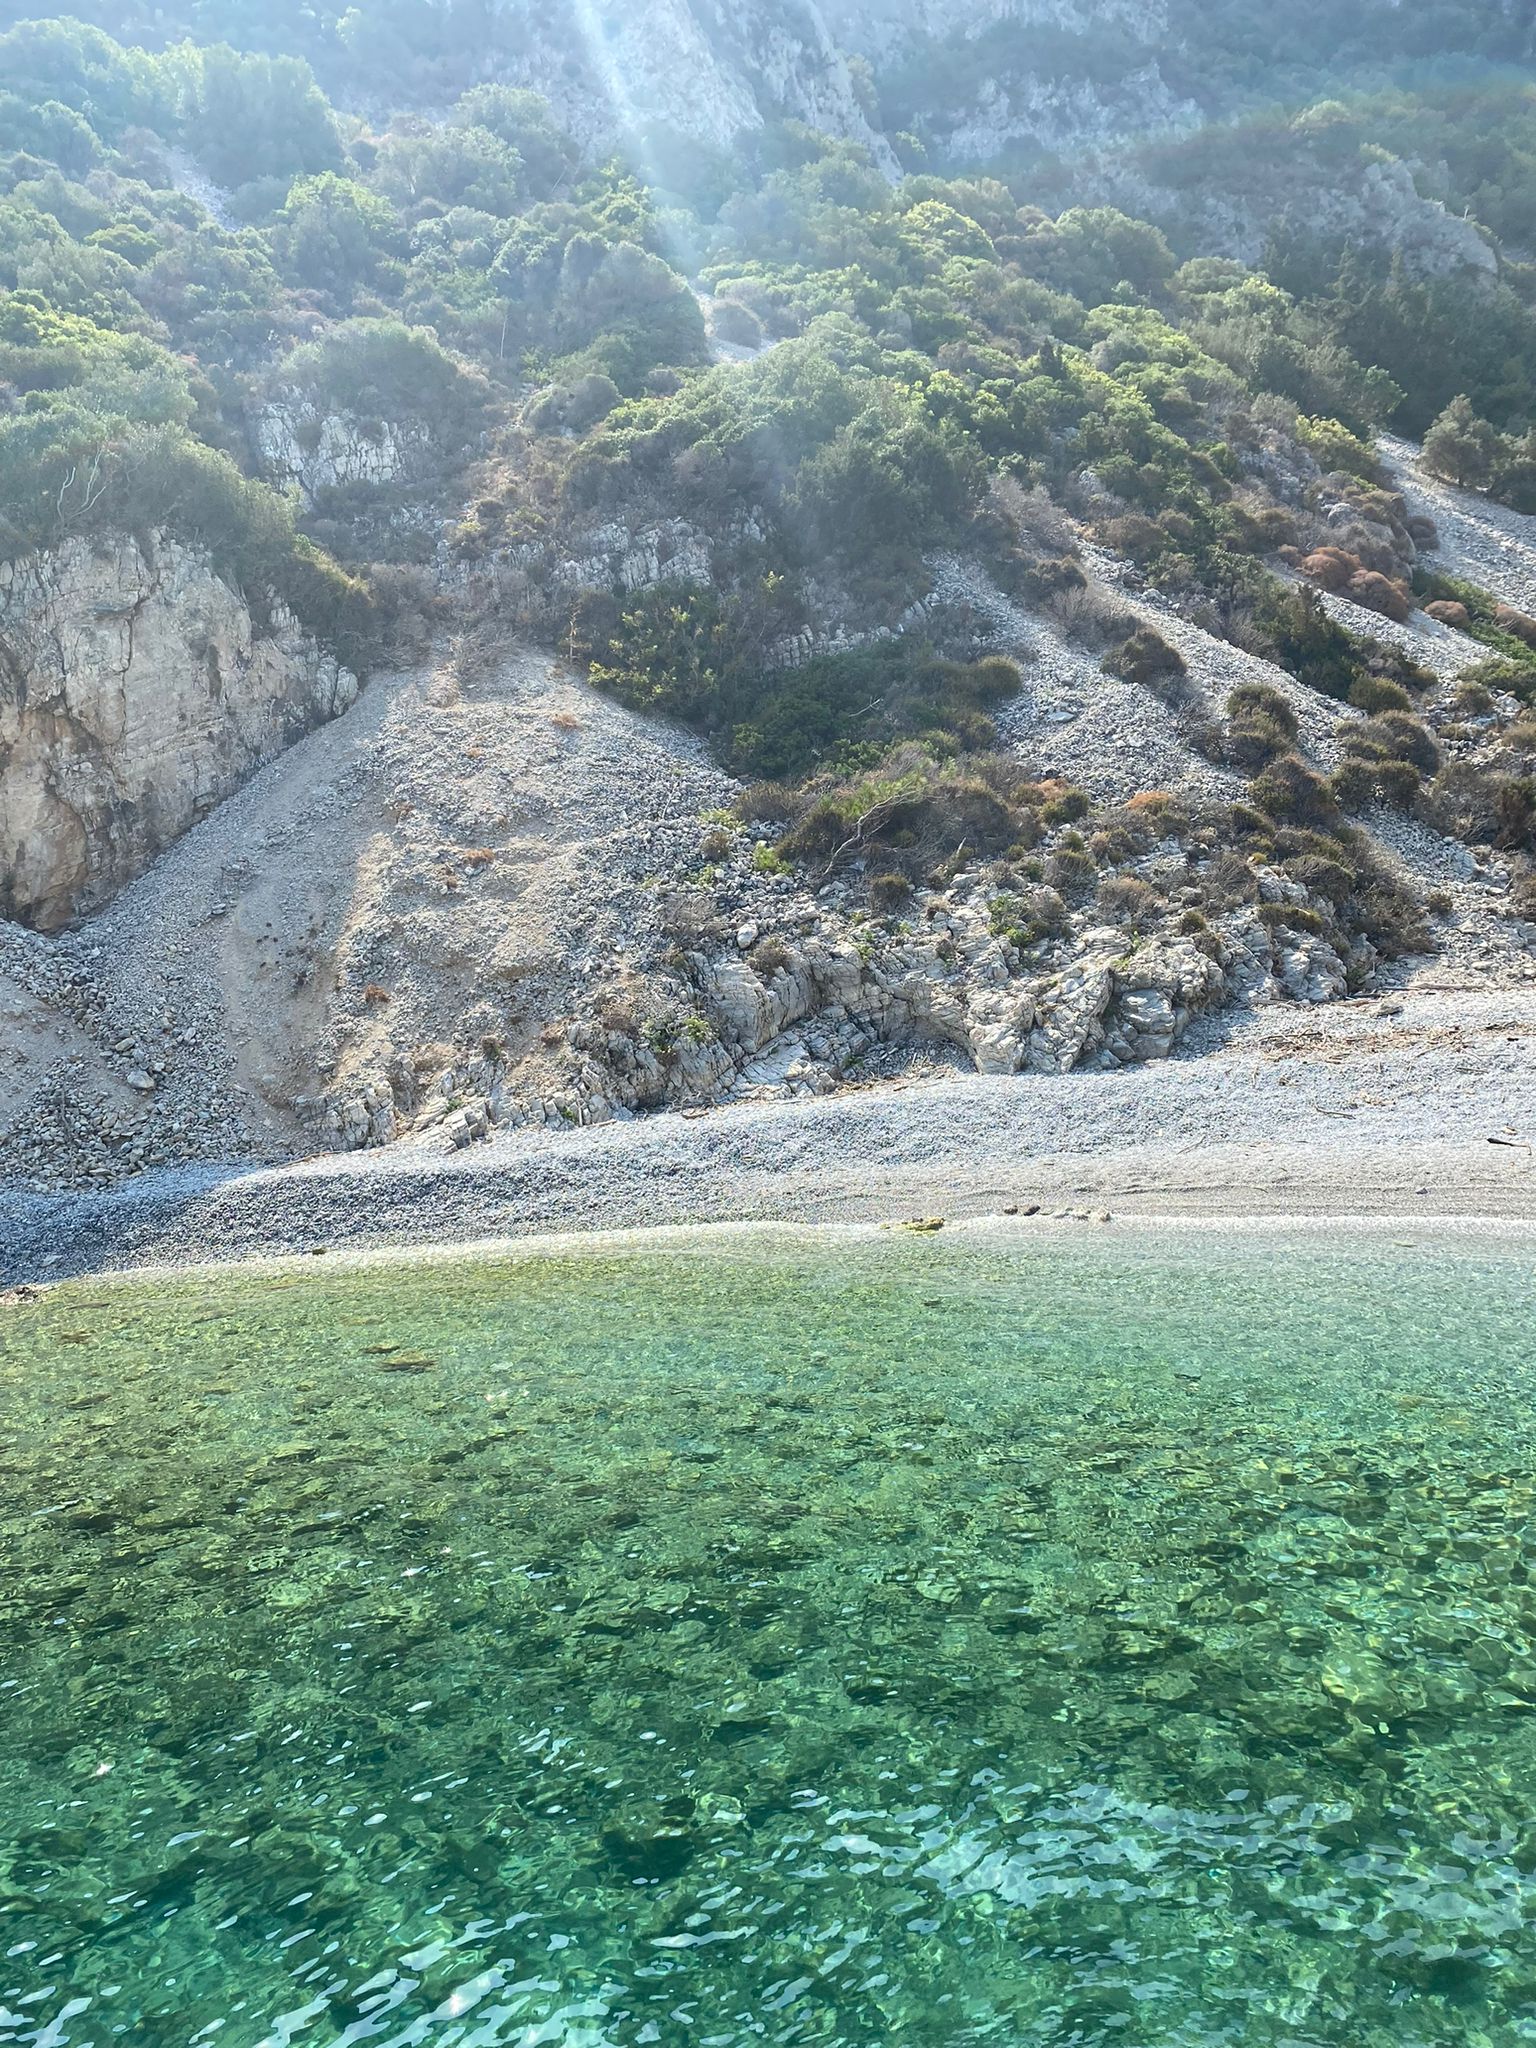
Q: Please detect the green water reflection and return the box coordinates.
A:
[2,1225,1536,2046]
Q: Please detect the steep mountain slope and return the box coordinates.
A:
[5,454,1534,1192]
[0,640,724,1180]
[3,3,1536,1201]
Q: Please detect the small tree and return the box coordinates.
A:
[1495,429,1536,515]
[1422,395,1501,491]
[275,174,401,299]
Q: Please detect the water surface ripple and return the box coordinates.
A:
[2,1227,1535,2046]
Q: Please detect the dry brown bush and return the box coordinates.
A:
[1097,875,1164,925]
[1299,547,1359,592]
[1346,570,1413,623]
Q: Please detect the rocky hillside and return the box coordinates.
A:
[2,4,1536,1194]
[496,0,896,166]
[3,443,1534,1193]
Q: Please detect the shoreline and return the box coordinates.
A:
[4,990,1533,1285]
[10,1201,1536,1296]
[5,1097,1536,1291]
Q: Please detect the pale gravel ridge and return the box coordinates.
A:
[4,986,1533,1284]
[1381,434,1536,611]
[0,642,735,1182]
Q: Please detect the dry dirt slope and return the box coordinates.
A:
[0,638,731,1184]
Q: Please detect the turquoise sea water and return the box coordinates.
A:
[3,1224,1536,2047]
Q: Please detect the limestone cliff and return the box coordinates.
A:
[1091,149,1498,280]
[0,533,357,931]
[495,0,1162,163]
[482,0,1504,286]
[821,0,1165,53]
[489,0,897,169]
[251,402,421,505]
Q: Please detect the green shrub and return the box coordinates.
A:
[988,885,1067,948]
[568,322,980,559]
[274,173,402,298]
[1348,673,1412,714]
[1412,571,1536,693]
[1251,753,1338,827]
[273,318,491,454]
[1496,778,1536,853]
[1295,414,1382,480]
[1102,625,1189,701]
[1258,901,1325,936]
[1460,656,1536,705]
[1045,846,1098,898]
[1331,754,1422,810]
[573,582,1021,781]
[1339,711,1440,777]
[1250,585,1361,701]
[869,870,912,911]
[777,753,1030,873]
[168,41,343,191]
[1040,786,1090,827]
[1017,555,1086,604]
[1422,394,1501,490]
[1225,680,1299,769]
[1455,680,1497,718]
[1283,852,1355,904]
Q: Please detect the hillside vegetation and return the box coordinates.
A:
[2,1,1536,1158]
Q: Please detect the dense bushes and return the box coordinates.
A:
[0,291,368,659]
[777,752,1026,871]
[1225,682,1299,769]
[1101,626,1188,701]
[1293,546,1411,621]
[1423,396,1536,514]
[1412,571,1536,697]
[568,322,983,565]
[168,42,343,192]
[1332,712,1440,810]
[270,319,491,451]
[571,582,1021,780]
[274,174,402,299]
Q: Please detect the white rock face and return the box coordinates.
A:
[943,62,1196,159]
[1097,151,1496,279]
[0,532,357,930]
[505,0,1179,167]
[252,403,423,504]
[820,0,1165,58]
[492,0,898,170]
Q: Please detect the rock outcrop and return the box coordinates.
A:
[1096,151,1497,280]
[251,403,422,505]
[820,0,1167,61]
[0,532,356,930]
[321,865,1357,1155]
[497,0,897,170]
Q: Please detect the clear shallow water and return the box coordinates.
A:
[2,1226,1536,2048]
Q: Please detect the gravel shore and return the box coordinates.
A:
[4,986,1533,1283]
